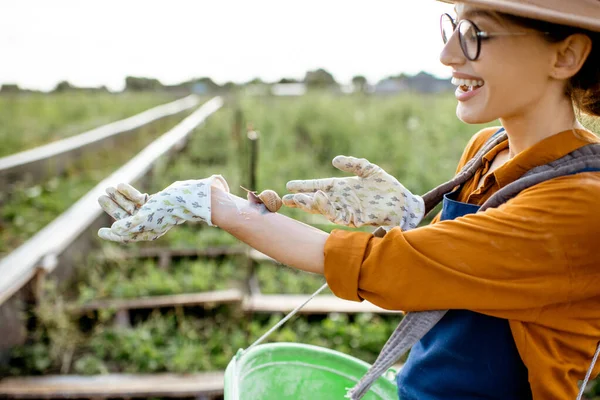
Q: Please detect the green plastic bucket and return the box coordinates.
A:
[224,342,398,399]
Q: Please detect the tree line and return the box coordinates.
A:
[0,68,450,94]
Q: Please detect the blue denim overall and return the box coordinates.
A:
[396,188,533,400]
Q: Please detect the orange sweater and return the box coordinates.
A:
[324,127,600,399]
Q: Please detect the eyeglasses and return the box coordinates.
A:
[440,13,548,61]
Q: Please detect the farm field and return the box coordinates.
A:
[0,92,180,157]
[0,112,191,257]
[3,91,599,398]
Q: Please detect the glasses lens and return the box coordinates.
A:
[440,14,455,44]
[458,20,479,60]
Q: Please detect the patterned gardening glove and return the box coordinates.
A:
[98,182,149,221]
[282,156,424,230]
[97,175,229,243]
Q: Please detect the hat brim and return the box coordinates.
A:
[438,0,600,32]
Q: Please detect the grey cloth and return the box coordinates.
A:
[346,131,600,399]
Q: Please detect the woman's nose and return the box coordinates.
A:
[439,32,465,67]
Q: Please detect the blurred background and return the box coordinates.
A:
[2,1,599,399]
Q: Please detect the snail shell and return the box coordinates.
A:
[241,186,282,213]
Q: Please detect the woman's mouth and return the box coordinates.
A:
[451,77,485,101]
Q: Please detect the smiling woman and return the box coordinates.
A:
[96,1,600,399]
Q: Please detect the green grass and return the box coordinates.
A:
[0,92,179,157]
[75,255,246,303]
[0,113,189,257]
[3,302,402,376]
[6,92,599,396]
[237,93,497,197]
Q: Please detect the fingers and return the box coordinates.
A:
[98,183,147,221]
[312,190,333,214]
[286,178,336,194]
[98,227,166,243]
[105,187,137,215]
[282,193,321,214]
[98,227,129,243]
[282,191,342,225]
[110,213,145,234]
[281,194,298,208]
[99,212,171,242]
[98,195,128,220]
[312,191,342,222]
[332,155,382,178]
[116,183,148,207]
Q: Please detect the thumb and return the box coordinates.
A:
[332,156,382,178]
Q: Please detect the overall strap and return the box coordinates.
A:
[422,128,508,216]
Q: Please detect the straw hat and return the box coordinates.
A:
[438,0,600,32]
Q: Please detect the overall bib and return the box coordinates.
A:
[396,188,533,400]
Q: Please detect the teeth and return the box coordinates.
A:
[451,77,484,87]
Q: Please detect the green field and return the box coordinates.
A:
[0,113,190,257]
[0,92,177,157]
[3,92,599,398]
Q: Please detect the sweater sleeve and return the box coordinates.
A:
[324,173,600,322]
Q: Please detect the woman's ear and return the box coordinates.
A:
[550,34,592,80]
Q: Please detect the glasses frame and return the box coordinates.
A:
[440,13,548,61]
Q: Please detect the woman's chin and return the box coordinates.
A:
[456,106,495,125]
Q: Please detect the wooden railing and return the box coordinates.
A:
[0,97,223,306]
[0,94,200,190]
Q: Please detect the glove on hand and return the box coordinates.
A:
[98,182,149,221]
[97,175,229,243]
[282,156,424,230]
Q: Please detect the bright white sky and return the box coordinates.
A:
[1,0,454,92]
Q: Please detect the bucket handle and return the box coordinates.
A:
[383,367,397,382]
[240,282,330,357]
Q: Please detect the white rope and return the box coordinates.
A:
[241,282,329,356]
[576,341,600,400]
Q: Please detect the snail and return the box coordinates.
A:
[240,186,283,213]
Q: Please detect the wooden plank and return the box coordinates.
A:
[0,94,199,189]
[244,294,403,315]
[71,291,401,316]
[0,372,224,398]
[72,288,244,313]
[0,97,224,306]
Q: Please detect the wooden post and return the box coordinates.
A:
[114,309,131,328]
[158,251,171,269]
[247,123,259,191]
[231,108,244,147]
[231,105,245,186]
[245,126,262,297]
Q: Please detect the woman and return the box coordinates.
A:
[97,1,600,398]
